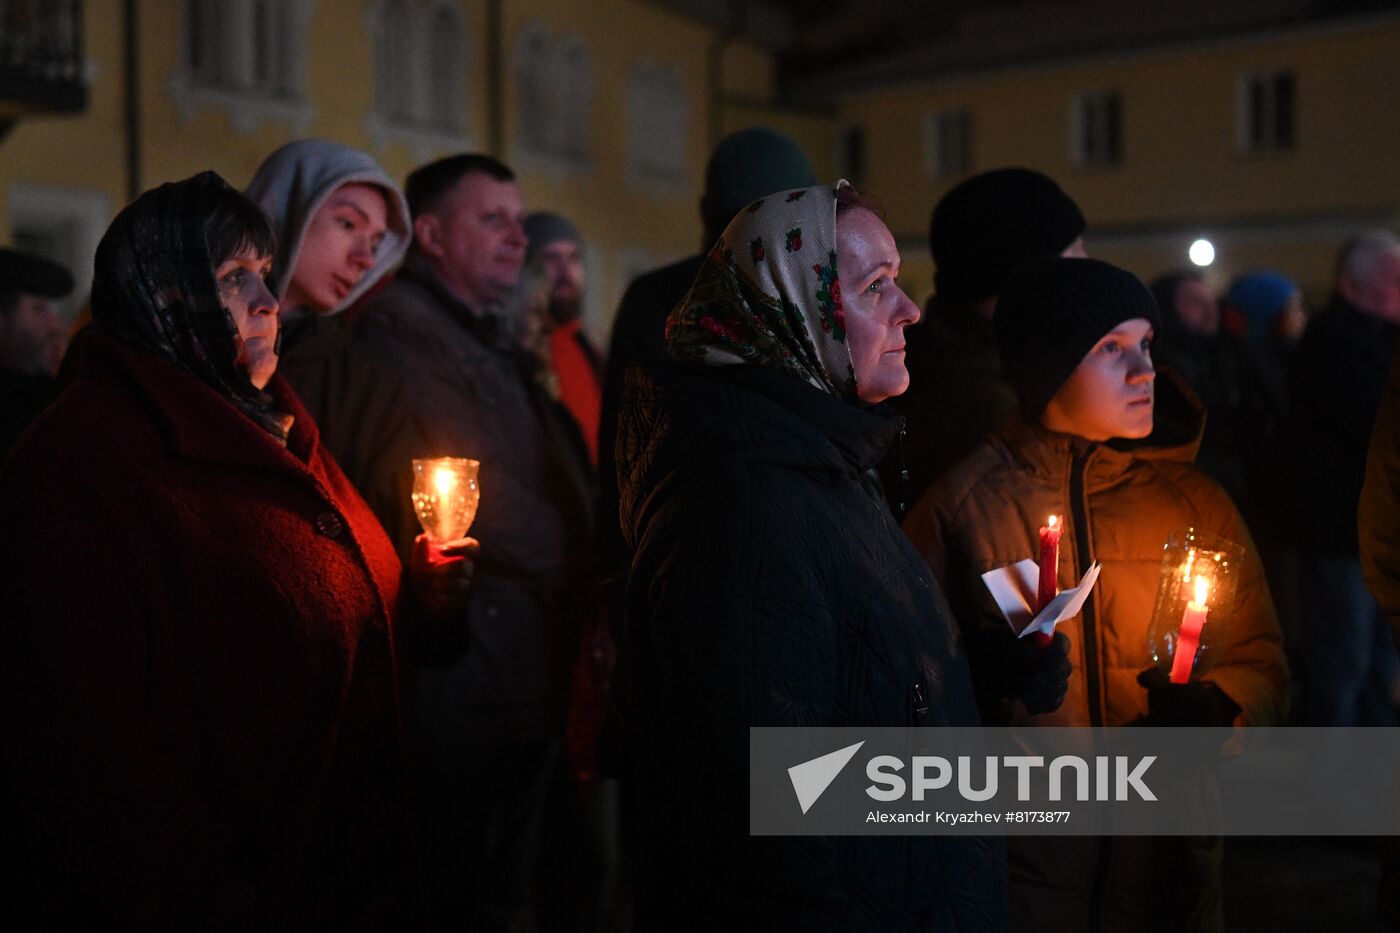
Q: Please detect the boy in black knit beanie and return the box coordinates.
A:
[904,256,1289,933]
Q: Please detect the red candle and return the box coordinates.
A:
[1170,576,1210,683]
[1035,515,1062,647]
[1037,515,1062,612]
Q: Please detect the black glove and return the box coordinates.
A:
[1136,667,1241,727]
[973,628,1072,715]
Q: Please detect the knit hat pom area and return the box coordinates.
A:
[995,256,1161,420]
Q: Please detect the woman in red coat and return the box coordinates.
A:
[0,173,467,929]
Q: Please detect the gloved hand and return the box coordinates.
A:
[1136,667,1240,727]
[973,628,1072,715]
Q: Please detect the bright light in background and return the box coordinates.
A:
[1189,238,1216,267]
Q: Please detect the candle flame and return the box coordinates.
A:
[433,466,456,496]
[1183,547,1197,583]
[1048,514,1059,529]
[1194,575,1209,606]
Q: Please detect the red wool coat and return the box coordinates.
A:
[0,334,408,930]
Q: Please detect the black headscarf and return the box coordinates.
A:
[90,172,291,442]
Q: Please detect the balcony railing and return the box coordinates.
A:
[0,0,86,114]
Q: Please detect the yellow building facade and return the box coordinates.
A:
[840,11,1400,305]
[13,5,1386,324]
[0,0,835,340]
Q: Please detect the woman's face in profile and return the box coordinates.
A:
[215,249,279,389]
[836,206,921,404]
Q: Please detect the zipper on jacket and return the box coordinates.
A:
[1069,446,1104,728]
[1070,446,1113,930]
[912,681,929,726]
[894,419,911,521]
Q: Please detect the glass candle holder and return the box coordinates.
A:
[1146,528,1246,682]
[411,457,480,543]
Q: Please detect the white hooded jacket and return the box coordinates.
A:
[246,137,412,320]
[244,139,427,563]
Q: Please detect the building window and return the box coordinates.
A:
[184,0,221,85]
[374,0,414,122]
[625,60,689,194]
[181,0,294,96]
[1239,70,1295,152]
[427,7,463,128]
[170,0,314,134]
[923,109,970,180]
[1070,91,1122,168]
[511,22,593,172]
[555,38,592,164]
[515,26,551,151]
[250,0,293,95]
[365,1,472,160]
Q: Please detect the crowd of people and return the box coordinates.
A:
[0,126,1398,931]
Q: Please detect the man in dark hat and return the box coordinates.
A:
[0,247,74,460]
[595,126,817,632]
[603,128,817,390]
[886,167,1086,512]
[599,126,817,488]
[582,130,818,894]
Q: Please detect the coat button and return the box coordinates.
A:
[314,512,344,539]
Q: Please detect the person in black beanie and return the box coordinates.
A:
[886,168,1086,513]
[904,256,1289,933]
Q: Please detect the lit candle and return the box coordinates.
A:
[411,456,481,545]
[433,465,456,498]
[1170,575,1210,684]
[1034,515,1062,647]
[1037,515,1062,611]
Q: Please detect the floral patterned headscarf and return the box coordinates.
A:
[665,183,856,400]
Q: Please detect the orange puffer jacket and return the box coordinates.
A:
[904,376,1288,730]
[903,375,1289,933]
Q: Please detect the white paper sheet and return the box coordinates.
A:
[980,559,1102,639]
